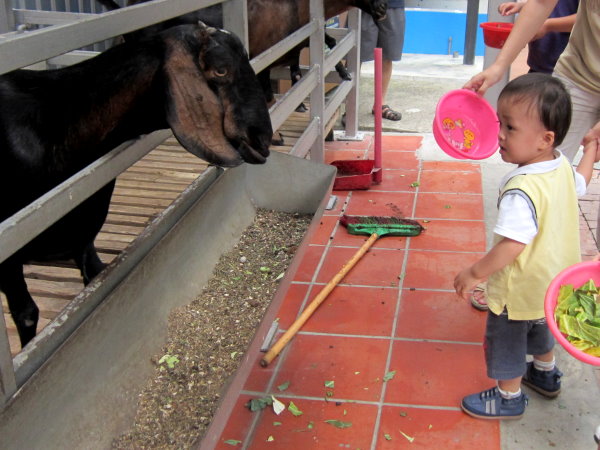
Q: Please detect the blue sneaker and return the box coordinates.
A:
[461,387,528,420]
[521,362,562,398]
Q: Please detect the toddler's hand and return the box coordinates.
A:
[454,268,482,301]
[498,2,523,16]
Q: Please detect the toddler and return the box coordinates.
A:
[454,73,599,419]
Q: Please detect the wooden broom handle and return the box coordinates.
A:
[260,233,379,367]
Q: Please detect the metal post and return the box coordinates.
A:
[309,0,325,162]
[0,0,15,33]
[223,0,248,52]
[340,8,363,140]
[483,0,512,108]
[463,0,479,65]
[0,309,17,407]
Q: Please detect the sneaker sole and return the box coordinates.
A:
[521,378,561,398]
[461,403,524,420]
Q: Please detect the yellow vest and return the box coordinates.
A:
[487,158,581,320]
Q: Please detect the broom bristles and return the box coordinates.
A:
[340,214,422,228]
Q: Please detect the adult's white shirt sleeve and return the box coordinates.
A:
[493,193,538,244]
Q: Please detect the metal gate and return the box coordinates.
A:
[0,0,362,407]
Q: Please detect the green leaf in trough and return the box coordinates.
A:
[224,439,242,446]
[324,380,335,388]
[158,354,179,369]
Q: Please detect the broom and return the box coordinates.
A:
[260,214,423,367]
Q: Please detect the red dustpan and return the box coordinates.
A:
[331,48,383,191]
[331,160,379,190]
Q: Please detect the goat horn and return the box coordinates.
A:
[197,20,218,34]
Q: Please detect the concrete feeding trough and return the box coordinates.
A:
[0,152,336,448]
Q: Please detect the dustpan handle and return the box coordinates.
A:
[260,233,379,367]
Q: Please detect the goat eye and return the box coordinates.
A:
[213,68,228,77]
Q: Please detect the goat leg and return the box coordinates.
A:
[257,70,285,145]
[74,242,106,285]
[324,33,351,81]
[289,62,308,113]
[0,262,39,347]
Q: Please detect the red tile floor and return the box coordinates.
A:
[203,134,599,449]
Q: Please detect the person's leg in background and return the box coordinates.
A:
[554,73,600,161]
[360,5,405,120]
[554,72,600,244]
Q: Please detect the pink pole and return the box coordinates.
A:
[373,47,383,184]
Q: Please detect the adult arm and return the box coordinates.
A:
[464,0,558,94]
[533,13,577,39]
[578,121,600,185]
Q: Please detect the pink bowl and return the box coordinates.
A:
[545,261,600,366]
[433,89,499,160]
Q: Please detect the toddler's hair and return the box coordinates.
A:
[498,73,571,147]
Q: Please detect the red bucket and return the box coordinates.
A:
[480,22,513,49]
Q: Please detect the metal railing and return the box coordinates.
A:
[0,0,362,406]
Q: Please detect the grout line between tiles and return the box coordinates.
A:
[308,244,486,254]
[259,329,483,347]
[369,158,424,450]
[240,390,462,411]
[239,389,463,412]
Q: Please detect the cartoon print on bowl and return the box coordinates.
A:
[442,117,477,153]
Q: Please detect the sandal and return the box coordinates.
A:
[470,282,489,311]
[372,104,402,121]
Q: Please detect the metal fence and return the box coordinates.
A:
[0,0,362,407]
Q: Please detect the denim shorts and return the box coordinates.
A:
[484,309,555,380]
[360,7,406,62]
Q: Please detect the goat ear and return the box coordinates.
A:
[163,38,242,167]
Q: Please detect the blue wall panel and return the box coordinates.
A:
[404,10,487,56]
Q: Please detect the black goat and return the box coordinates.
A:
[95,0,388,141]
[0,22,272,348]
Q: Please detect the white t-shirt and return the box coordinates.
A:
[494,151,587,244]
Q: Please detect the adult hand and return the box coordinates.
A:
[583,122,600,162]
[583,137,600,162]
[463,64,506,95]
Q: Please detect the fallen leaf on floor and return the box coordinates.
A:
[400,430,415,443]
[288,401,303,416]
[325,419,352,429]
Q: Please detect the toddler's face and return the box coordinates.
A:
[496,97,554,166]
